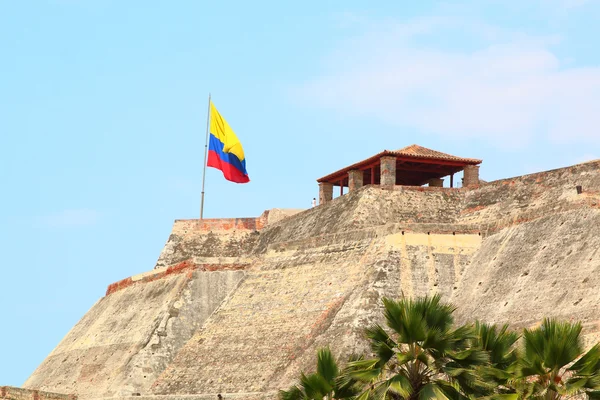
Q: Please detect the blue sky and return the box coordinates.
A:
[1,0,599,387]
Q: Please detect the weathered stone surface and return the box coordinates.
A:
[24,270,245,398]
[463,164,480,186]
[151,228,480,395]
[0,387,74,400]
[380,156,396,189]
[348,170,363,192]
[318,182,333,205]
[261,209,304,226]
[452,209,600,343]
[154,220,260,269]
[154,210,304,270]
[23,159,600,400]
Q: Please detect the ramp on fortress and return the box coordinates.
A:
[23,160,600,399]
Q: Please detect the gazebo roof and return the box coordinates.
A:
[317,144,482,186]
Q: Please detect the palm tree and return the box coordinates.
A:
[279,347,362,400]
[468,321,520,398]
[508,318,600,399]
[345,295,489,399]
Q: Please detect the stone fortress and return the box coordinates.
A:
[4,145,600,400]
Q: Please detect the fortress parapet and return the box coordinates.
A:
[316,144,482,204]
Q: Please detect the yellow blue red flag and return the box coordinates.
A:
[207,101,249,183]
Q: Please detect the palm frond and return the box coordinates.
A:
[300,372,331,399]
[417,382,440,400]
[316,347,339,385]
[569,343,600,375]
[433,379,471,400]
[279,385,306,400]
[364,325,396,366]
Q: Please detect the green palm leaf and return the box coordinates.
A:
[316,348,339,385]
[279,385,306,400]
[569,343,600,374]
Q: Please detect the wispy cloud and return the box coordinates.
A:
[292,12,600,148]
[40,208,101,228]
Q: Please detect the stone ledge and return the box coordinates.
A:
[105,260,250,296]
[266,222,482,252]
[0,387,75,400]
[173,218,267,234]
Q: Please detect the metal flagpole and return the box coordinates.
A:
[200,93,211,220]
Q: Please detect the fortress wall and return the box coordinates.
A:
[460,160,600,231]
[384,232,481,300]
[151,222,481,396]
[24,270,245,399]
[253,186,465,253]
[149,163,600,396]
[266,230,481,393]
[451,161,600,337]
[264,223,480,254]
[0,387,74,400]
[24,161,600,399]
[172,217,266,233]
[154,221,260,269]
[452,209,600,343]
[151,235,380,395]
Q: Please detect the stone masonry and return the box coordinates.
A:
[463,165,480,187]
[318,182,333,205]
[348,170,363,192]
[380,156,396,189]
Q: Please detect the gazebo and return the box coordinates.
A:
[316,144,482,205]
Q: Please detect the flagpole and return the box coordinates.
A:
[200,93,211,220]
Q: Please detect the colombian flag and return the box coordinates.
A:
[207,101,250,183]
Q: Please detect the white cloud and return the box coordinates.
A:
[40,209,100,228]
[293,15,600,148]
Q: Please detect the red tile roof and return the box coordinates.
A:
[391,144,482,164]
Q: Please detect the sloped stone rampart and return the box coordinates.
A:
[151,228,480,395]
[452,208,600,341]
[23,270,245,399]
